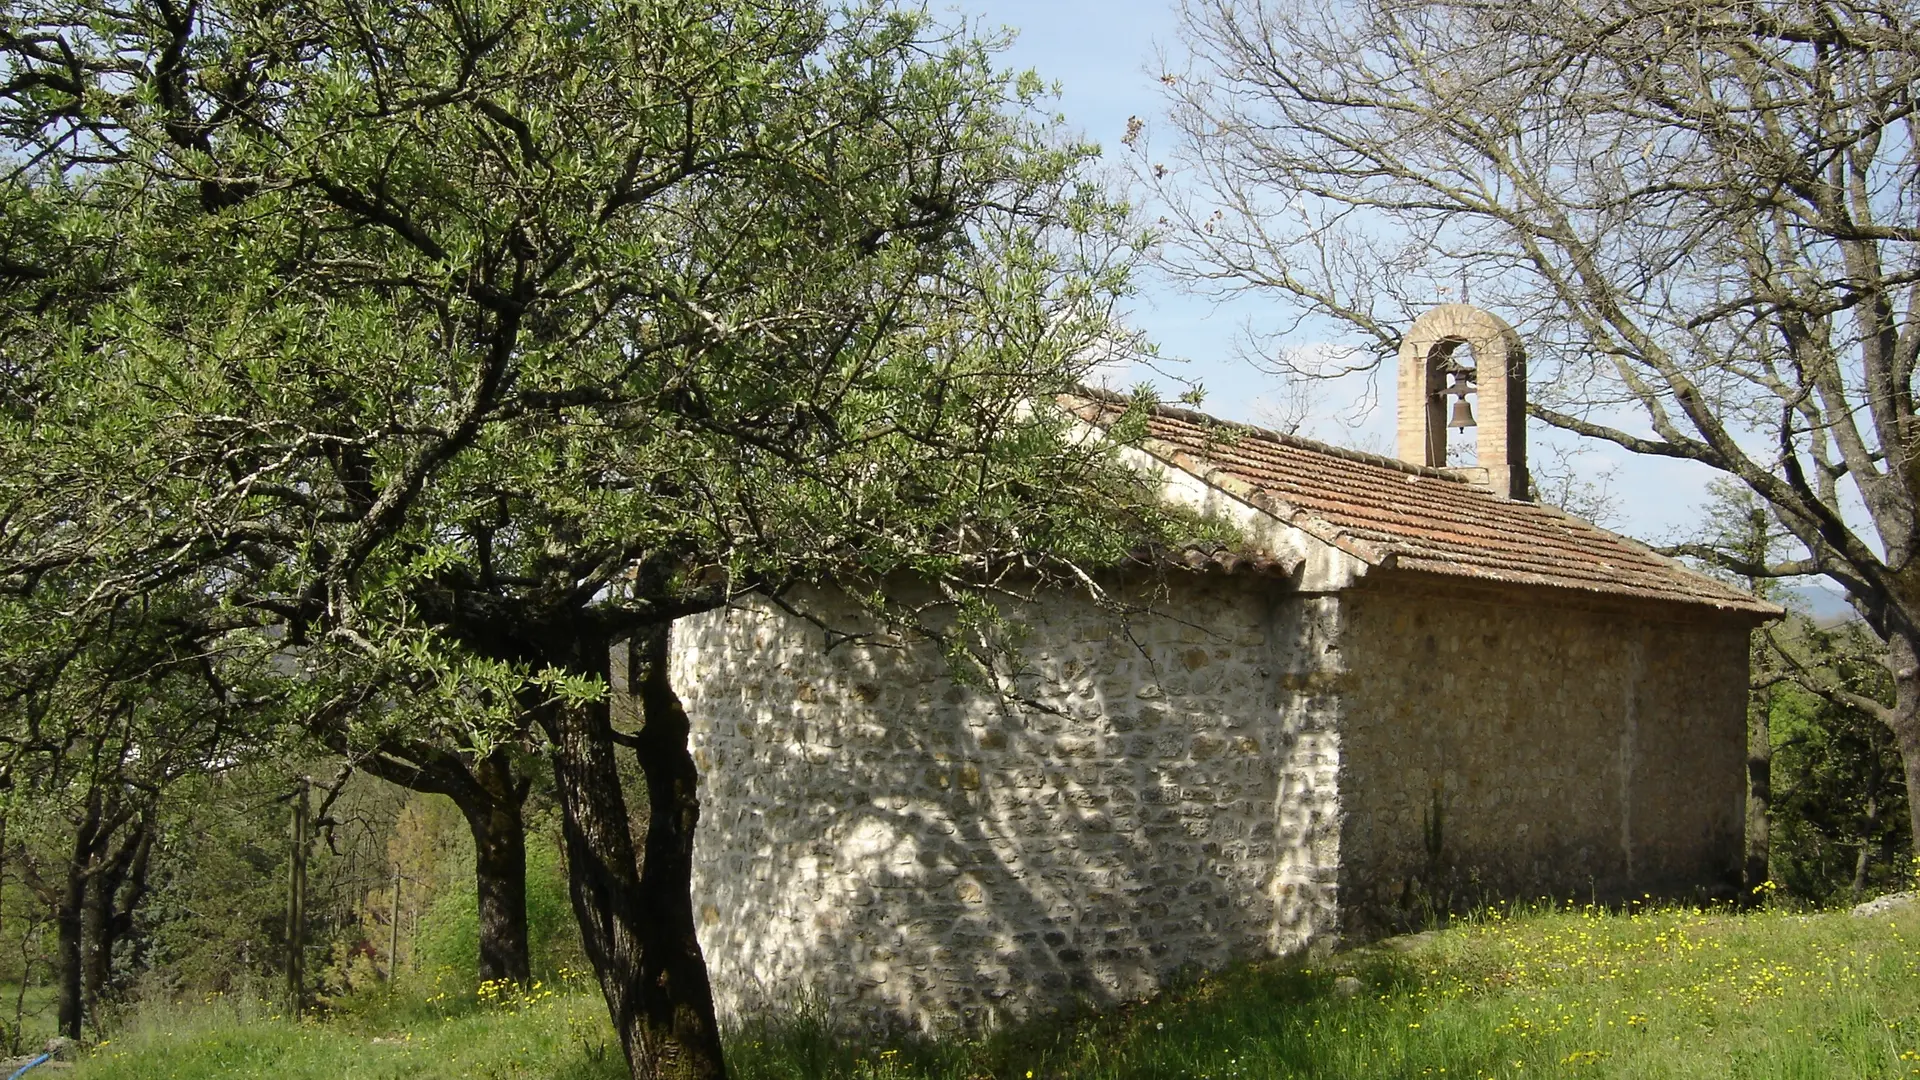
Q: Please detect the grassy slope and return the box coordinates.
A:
[72,902,1920,1080]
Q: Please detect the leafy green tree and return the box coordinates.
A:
[0,591,264,1038]
[0,1,1181,1074]
[1766,619,1910,904]
[1675,484,1907,904]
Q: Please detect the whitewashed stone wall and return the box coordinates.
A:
[670,576,1344,1034]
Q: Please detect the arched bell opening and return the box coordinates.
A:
[1419,338,1481,467]
[1396,305,1529,500]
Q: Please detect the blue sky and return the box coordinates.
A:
[949,0,1735,549]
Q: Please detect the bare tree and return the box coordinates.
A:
[1147,0,1920,849]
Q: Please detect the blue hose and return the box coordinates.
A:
[5,1053,50,1080]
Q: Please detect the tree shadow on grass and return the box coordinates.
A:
[721,948,1473,1080]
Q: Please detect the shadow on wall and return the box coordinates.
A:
[666,576,1346,1036]
[1331,587,1750,938]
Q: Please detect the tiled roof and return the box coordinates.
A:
[1068,395,1779,617]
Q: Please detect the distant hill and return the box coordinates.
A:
[1779,582,1858,626]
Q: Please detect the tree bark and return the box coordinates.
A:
[1853,776,1882,902]
[108,823,155,975]
[1887,634,1920,860]
[388,865,403,981]
[540,622,726,1080]
[1744,687,1772,897]
[629,625,728,1080]
[55,859,84,1041]
[85,816,154,1015]
[467,749,531,986]
[56,792,104,1041]
[81,864,109,1020]
[1896,721,1920,878]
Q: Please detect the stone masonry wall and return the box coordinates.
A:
[669,576,1345,1034]
[1336,579,1749,936]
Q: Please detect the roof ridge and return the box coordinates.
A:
[1064,385,1478,487]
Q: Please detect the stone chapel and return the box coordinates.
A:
[647,305,1780,1033]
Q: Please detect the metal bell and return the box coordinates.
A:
[1449,398,1476,430]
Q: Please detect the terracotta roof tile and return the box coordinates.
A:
[1070,395,1779,618]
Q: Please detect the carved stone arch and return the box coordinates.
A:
[1395,304,1529,500]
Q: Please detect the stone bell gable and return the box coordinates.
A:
[649,306,1780,1034]
[1397,303,1529,499]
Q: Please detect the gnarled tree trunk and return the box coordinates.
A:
[55,790,106,1041]
[467,750,531,986]
[85,815,155,1017]
[55,858,85,1041]
[540,622,726,1080]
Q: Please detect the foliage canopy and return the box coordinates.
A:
[2,0,1192,1073]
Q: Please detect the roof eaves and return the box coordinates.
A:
[1383,559,1784,620]
[1518,498,1784,618]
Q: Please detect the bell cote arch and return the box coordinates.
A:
[1395,304,1530,501]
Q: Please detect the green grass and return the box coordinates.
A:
[0,982,62,1054]
[71,978,626,1080]
[69,901,1920,1080]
